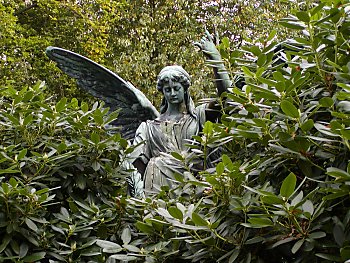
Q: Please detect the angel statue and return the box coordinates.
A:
[46,31,231,197]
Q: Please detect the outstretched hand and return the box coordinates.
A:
[194,30,221,60]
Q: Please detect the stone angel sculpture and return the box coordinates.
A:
[46,31,231,197]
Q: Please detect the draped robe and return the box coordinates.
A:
[131,104,207,194]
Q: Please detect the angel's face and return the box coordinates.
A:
[162,81,185,105]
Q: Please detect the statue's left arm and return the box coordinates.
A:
[196,30,232,98]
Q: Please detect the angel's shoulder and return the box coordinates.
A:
[137,121,148,129]
[137,119,156,130]
[195,102,209,114]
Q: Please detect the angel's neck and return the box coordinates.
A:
[161,103,186,121]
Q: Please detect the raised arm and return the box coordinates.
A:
[195,30,231,97]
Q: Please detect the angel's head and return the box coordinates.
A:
[157,65,195,115]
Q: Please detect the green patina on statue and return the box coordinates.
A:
[46,31,231,197]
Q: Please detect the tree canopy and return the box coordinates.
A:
[1,0,294,103]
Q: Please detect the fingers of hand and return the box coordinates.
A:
[205,30,213,41]
[193,42,202,49]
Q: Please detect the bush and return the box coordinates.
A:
[110,1,350,262]
[0,82,131,262]
[1,1,350,263]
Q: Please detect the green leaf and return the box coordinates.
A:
[168,207,183,221]
[257,53,267,67]
[319,97,334,107]
[93,114,104,125]
[279,21,305,30]
[280,172,297,199]
[74,200,95,213]
[92,161,101,171]
[25,218,38,233]
[267,30,277,41]
[245,236,265,245]
[81,102,89,112]
[191,212,208,226]
[168,221,206,231]
[0,235,11,253]
[333,224,345,247]
[294,37,310,45]
[244,103,259,113]
[337,82,350,92]
[340,246,350,261]
[171,152,183,161]
[96,240,122,253]
[315,9,340,25]
[203,121,213,135]
[23,252,46,262]
[216,162,224,176]
[75,174,86,190]
[271,237,294,248]
[19,243,29,258]
[250,46,261,56]
[23,114,33,126]
[229,249,240,263]
[91,132,100,144]
[327,167,350,180]
[296,11,310,23]
[57,142,67,153]
[261,195,285,205]
[341,129,350,140]
[248,83,280,100]
[273,72,285,82]
[109,255,138,261]
[257,76,277,87]
[55,97,67,112]
[324,191,348,200]
[309,231,326,239]
[157,208,172,218]
[245,217,273,228]
[292,239,304,254]
[301,119,314,132]
[69,97,79,109]
[315,253,341,261]
[221,37,230,49]
[310,3,325,16]
[280,100,300,118]
[9,177,18,188]
[123,244,140,253]
[269,143,302,157]
[121,227,131,245]
[18,149,27,160]
[135,222,154,234]
[23,91,34,101]
[242,66,255,78]
[302,200,314,216]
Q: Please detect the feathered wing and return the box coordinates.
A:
[46,46,159,140]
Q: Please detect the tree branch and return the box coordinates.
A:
[14,1,38,16]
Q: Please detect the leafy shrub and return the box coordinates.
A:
[109,1,350,262]
[0,82,131,262]
[1,1,350,263]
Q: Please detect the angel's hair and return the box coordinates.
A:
[156,65,195,116]
[156,65,191,92]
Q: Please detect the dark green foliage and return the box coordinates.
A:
[0,82,131,262]
[110,1,350,262]
[1,1,350,262]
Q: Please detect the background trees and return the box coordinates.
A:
[1,0,294,103]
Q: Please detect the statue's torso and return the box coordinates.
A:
[132,104,207,193]
[146,114,198,155]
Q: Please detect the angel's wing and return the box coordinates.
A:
[46,46,159,140]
